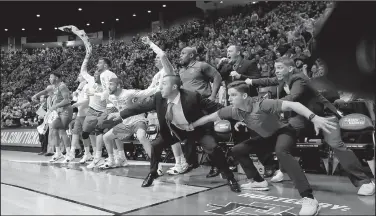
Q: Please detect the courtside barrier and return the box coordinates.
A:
[1,127,40,148]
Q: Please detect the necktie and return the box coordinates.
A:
[165,102,174,123]
[165,102,181,140]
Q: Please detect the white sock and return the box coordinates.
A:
[69,147,76,155]
[180,156,187,165]
[158,163,162,170]
[84,147,91,155]
[95,151,102,159]
[119,150,126,159]
[65,147,71,153]
[55,147,61,154]
[108,153,114,161]
[175,156,182,166]
[92,147,96,154]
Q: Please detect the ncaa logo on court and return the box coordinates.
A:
[206,201,296,215]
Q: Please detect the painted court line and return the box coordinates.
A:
[6,159,175,167]
[119,183,227,215]
[1,182,120,215]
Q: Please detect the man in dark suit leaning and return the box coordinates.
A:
[246,56,374,196]
[218,45,260,97]
[108,75,241,192]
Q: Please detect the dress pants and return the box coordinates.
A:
[149,125,234,179]
[281,115,372,187]
[39,128,49,153]
[231,126,313,197]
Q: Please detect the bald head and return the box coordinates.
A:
[180,47,197,65]
[183,47,197,56]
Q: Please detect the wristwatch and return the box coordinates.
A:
[309,113,316,121]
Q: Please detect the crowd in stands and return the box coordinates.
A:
[1,1,342,128]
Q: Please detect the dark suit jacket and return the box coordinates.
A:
[120,89,224,142]
[219,58,260,97]
[251,72,340,117]
[219,58,260,82]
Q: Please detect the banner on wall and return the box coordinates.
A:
[1,128,40,148]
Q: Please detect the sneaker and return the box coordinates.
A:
[166,164,181,175]
[49,152,64,162]
[80,154,93,164]
[241,180,269,191]
[86,158,104,169]
[115,157,129,167]
[299,197,320,216]
[62,152,75,163]
[271,170,284,183]
[99,158,116,169]
[358,181,375,196]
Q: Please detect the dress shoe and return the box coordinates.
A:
[206,166,220,178]
[38,151,46,155]
[44,153,54,156]
[141,173,158,187]
[185,163,199,173]
[227,178,241,193]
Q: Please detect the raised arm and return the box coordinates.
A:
[142,36,175,76]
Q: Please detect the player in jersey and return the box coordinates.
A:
[63,74,93,163]
[143,36,190,175]
[100,78,159,169]
[32,72,73,162]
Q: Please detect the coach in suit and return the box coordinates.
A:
[218,45,260,97]
[109,75,241,192]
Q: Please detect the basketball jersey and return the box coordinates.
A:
[52,82,70,107]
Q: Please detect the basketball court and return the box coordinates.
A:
[1,150,374,215]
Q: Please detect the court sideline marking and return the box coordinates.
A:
[119,183,227,215]
[1,182,120,215]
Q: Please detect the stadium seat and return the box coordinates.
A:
[293,132,330,174]
[332,101,375,177]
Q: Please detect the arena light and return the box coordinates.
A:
[39,28,42,30]
[78,8,82,11]
[133,14,136,17]
[162,4,166,7]
[101,21,104,24]
[148,10,151,13]
[36,14,40,17]
[42,44,45,45]
[4,29,8,31]
[86,23,90,26]
[116,18,119,21]
[252,1,257,4]
[22,28,25,31]
[54,27,57,30]
[220,1,223,3]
